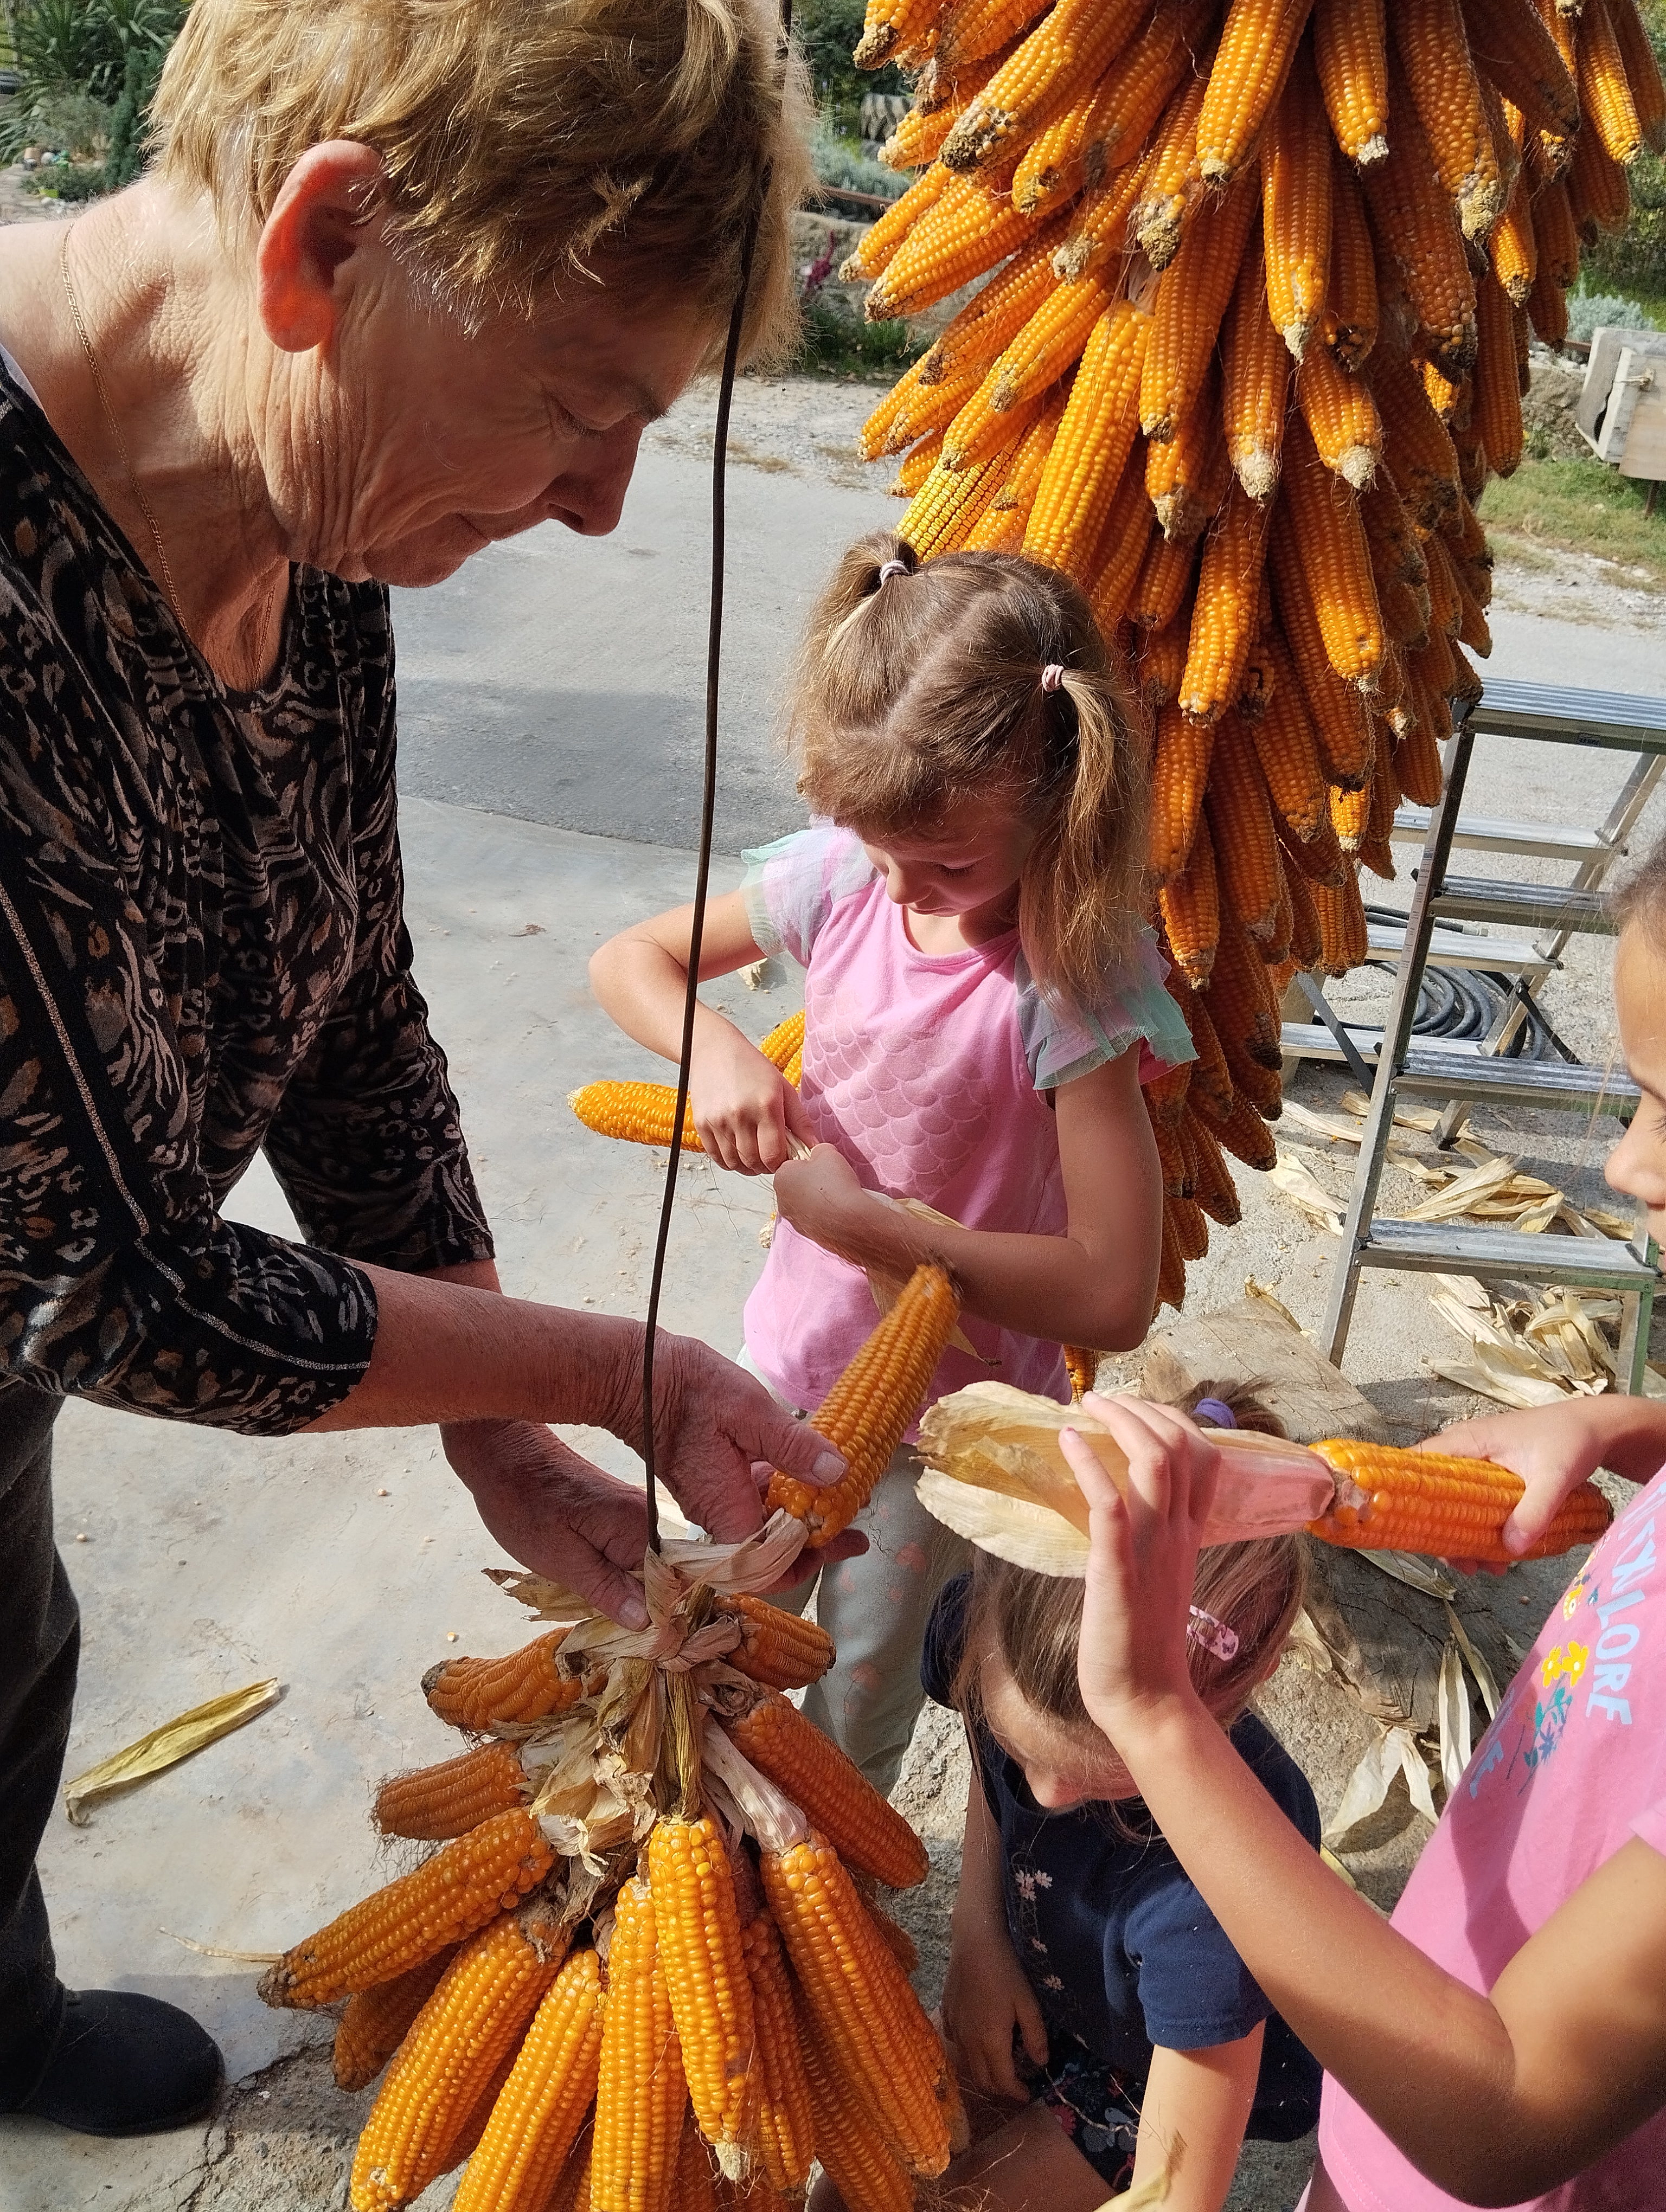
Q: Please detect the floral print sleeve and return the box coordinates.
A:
[0,362,491,1435]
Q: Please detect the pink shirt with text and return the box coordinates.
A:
[1318,1464,1666,2211]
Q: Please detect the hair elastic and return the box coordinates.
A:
[1187,1606,1240,1662]
[1040,662,1066,692]
[876,558,910,585]
[1193,1397,1238,1429]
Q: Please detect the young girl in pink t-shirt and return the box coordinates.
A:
[1045,829,1666,2212]
[591,532,1190,1789]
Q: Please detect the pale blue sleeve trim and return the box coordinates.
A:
[1016,930,1198,1091]
[740,823,876,969]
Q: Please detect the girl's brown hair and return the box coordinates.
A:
[789,532,1150,1015]
[1611,828,1666,945]
[952,1382,1306,1739]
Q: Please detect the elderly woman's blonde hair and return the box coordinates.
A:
[151,0,813,363]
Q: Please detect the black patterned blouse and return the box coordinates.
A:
[0,358,494,1436]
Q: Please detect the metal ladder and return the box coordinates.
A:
[1308,679,1666,1392]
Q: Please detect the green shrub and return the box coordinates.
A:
[1,0,182,177]
[1566,286,1660,339]
[793,0,907,133]
[809,115,908,200]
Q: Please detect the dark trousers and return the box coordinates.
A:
[0,1381,74,2106]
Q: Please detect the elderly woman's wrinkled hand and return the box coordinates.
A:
[444,1419,662,1626]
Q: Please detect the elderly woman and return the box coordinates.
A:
[0,0,844,2142]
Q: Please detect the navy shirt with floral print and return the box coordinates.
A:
[924,1575,1322,2141]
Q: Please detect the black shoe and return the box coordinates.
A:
[13,1989,223,2137]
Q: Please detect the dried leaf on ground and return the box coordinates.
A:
[1268,1149,1344,1234]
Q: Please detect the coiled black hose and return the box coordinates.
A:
[1361,905,1569,1063]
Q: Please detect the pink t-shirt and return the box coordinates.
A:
[1319,1465,1666,2211]
[740,825,1193,1427]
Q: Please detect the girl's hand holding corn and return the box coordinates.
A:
[1061,1395,1223,1740]
[689,1025,816,1173]
[1430,1396,1666,1573]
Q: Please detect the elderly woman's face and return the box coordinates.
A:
[257,147,714,587]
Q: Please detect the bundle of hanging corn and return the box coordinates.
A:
[258,1265,966,2212]
[846,0,1665,1317]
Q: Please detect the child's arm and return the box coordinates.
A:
[772,1042,1161,1350]
[942,1762,1050,2104]
[589,893,815,1173]
[1133,2030,1264,2212]
[1063,1396,1666,2208]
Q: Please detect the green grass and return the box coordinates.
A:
[794,299,928,381]
[1480,455,1666,589]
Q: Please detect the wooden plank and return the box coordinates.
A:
[1618,382,1666,485]
[1142,1294,1389,1444]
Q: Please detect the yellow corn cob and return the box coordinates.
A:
[1011,81,1104,217]
[1024,300,1150,583]
[1211,914,1285,1100]
[1381,575,1432,650]
[591,1877,687,2212]
[921,223,1065,396]
[800,2030,917,2212]
[765,1262,962,1543]
[940,379,1049,474]
[1132,61,1213,268]
[1192,1079,1279,1171]
[1140,166,1260,443]
[725,1688,930,1889]
[762,1832,950,2178]
[839,166,951,286]
[350,1901,569,2212]
[1323,147,1378,371]
[571,1081,700,1153]
[900,449,1007,557]
[723,1592,835,1691]
[1579,0,1644,163]
[334,1947,460,2094]
[1392,0,1505,239]
[1186,1109,1243,1227]
[1395,711,1447,808]
[1261,40,1331,359]
[1052,146,1154,282]
[1138,592,1194,706]
[1568,116,1632,234]
[1512,293,1532,395]
[1014,0,1212,216]
[425,1628,595,1732]
[1064,1345,1098,1400]
[1462,0,1580,140]
[934,0,1048,70]
[1144,365,1221,540]
[1310,864,1368,975]
[1149,698,1216,884]
[1239,597,1277,719]
[892,434,943,499]
[1178,481,1272,724]
[1279,837,1323,969]
[1195,0,1314,187]
[1278,416,1384,687]
[1423,531,1462,640]
[374,1743,530,1844]
[1171,1191,1210,1263]
[648,1817,757,2158]
[1362,52,1478,379]
[1221,232,1290,501]
[1175,976,1234,1116]
[865,177,1037,322]
[1330,779,1370,852]
[1422,358,1471,429]
[1081,452,1151,632]
[1526,230,1572,344]
[940,0,1148,173]
[738,1916,815,2195]
[261,1810,555,2010]
[1611,0,1666,153]
[1158,818,1221,986]
[1131,528,1199,633]
[1309,1438,1612,1561]
[965,387,1070,542]
[1296,340,1384,490]
[1372,346,1462,526]
[452,1946,606,2212]
[1480,62,1524,203]
[1360,465,1431,597]
[854,0,948,71]
[1312,0,1389,163]
[1250,632,1329,839]
[1473,268,1524,478]
[668,2116,716,2212]
[1534,171,1581,288]
[1204,715,1283,943]
[1270,562,1374,790]
[882,40,1018,170]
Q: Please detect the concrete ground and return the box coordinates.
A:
[3,360,1664,2210]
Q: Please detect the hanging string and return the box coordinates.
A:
[638,11,790,1550]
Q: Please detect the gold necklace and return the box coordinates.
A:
[59,220,185,628]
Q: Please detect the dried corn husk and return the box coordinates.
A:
[64,1678,280,1825]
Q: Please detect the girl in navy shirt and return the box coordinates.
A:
[917,1394,1321,2210]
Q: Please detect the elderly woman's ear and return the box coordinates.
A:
[256,142,388,355]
